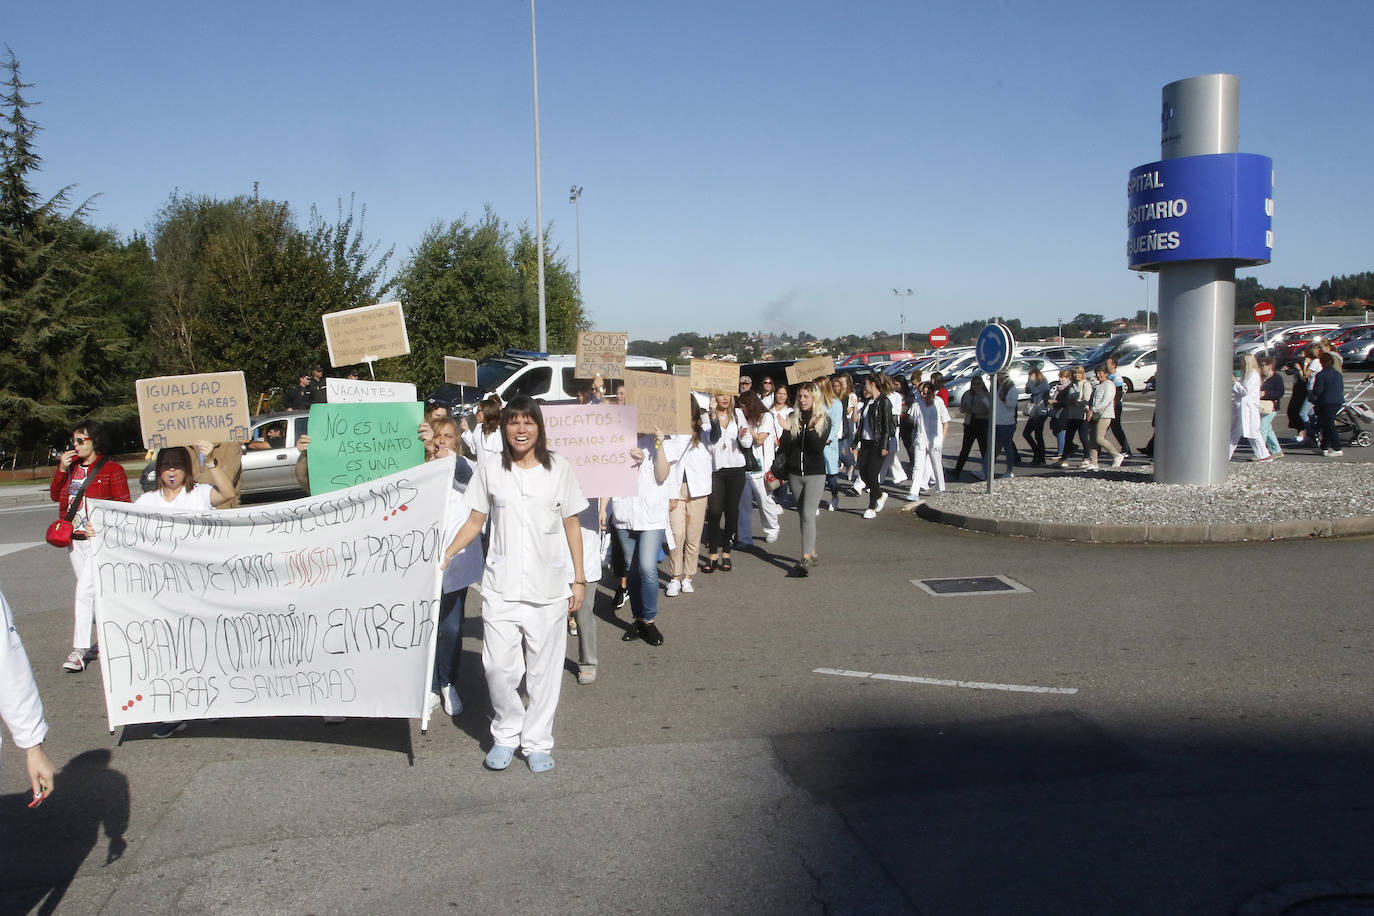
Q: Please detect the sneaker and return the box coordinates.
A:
[577,667,597,686]
[853,479,866,494]
[613,588,628,609]
[1079,460,1097,469]
[905,490,921,501]
[680,578,695,594]
[791,560,810,578]
[862,508,877,519]
[441,683,462,716]
[763,529,779,543]
[1111,454,1125,468]
[1324,448,1344,457]
[640,621,664,646]
[62,649,86,673]
[428,691,441,712]
[152,721,187,739]
[665,578,681,597]
[814,508,820,517]
[876,493,888,512]
[827,501,836,511]
[1271,451,1284,459]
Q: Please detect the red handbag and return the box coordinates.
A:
[46,457,108,547]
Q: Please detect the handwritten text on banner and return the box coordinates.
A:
[87,459,454,728]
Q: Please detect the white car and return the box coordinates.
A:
[1113,348,1156,393]
[943,357,1063,408]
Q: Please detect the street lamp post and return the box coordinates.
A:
[1302,284,1310,323]
[891,288,913,350]
[569,185,583,296]
[529,0,547,352]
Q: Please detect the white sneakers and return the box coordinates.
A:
[764,529,779,543]
[862,508,877,519]
[875,493,888,512]
[665,578,681,597]
[1111,454,1125,468]
[441,684,462,716]
[680,578,695,593]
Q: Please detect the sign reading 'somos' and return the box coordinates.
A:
[1126,154,1273,270]
[322,301,411,366]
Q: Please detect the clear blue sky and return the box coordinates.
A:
[7,0,1371,340]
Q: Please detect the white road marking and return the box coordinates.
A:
[814,667,1078,695]
[0,542,44,558]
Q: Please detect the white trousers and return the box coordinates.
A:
[881,436,908,484]
[481,592,568,755]
[68,538,96,650]
[745,471,781,534]
[909,441,945,495]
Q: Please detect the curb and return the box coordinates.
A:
[909,502,1374,543]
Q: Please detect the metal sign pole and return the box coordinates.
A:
[985,374,996,495]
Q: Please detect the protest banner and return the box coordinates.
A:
[136,371,251,450]
[324,378,418,404]
[307,402,425,494]
[322,301,411,367]
[87,458,453,728]
[444,356,478,387]
[622,370,691,434]
[575,331,628,379]
[542,403,639,496]
[785,355,836,385]
[689,359,740,395]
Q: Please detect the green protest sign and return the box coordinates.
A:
[307,402,424,493]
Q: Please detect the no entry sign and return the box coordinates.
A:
[1253,301,1274,323]
[928,327,949,349]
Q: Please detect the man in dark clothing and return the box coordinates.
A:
[1309,351,1345,456]
[283,374,313,410]
[1104,356,1132,456]
[309,366,328,404]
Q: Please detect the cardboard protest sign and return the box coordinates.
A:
[575,331,629,379]
[324,378,418,404]
[785,355,836,385]
[136,371,250,450]
[443,356,478,387]
[622,370,691,435]
[689,359,740,395]
[542,403,639,497]
[307,402,425,494]
[322,301,411,367]
[88,458,453,729]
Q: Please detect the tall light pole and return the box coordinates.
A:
[891,288,913,350]
[569,185,583,296]
[1301,284,1310,323]
[1138,271,1151,331]
[529,0,547,352]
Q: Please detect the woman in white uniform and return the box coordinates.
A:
[1,586,57,805]
[441,397,588,774]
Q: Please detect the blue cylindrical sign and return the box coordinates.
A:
[975,323,1014,374]
[1126,153,1272,271]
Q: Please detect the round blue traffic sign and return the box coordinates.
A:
[975,323,1014,374]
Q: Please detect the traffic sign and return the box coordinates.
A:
[928,327,949,349]
[1253,301,1274,323]
[975,323,1014,374]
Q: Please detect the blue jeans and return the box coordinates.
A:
[1259,410,1282,456]
[995,424,1018,473]
[432,587,468,691]
[613,527,664,623]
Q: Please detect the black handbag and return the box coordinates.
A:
[739,442,761,473]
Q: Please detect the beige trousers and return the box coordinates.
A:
[668,483,708,578]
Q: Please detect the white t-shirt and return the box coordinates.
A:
[135,483,216,511]
[609,435,670,531]
[663,432,713,498]
[917,398,951,446]
[463,454,589,606]
[442,458,484,595]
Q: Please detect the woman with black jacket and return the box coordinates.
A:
[779,382,833,576]
[855,376,892,519]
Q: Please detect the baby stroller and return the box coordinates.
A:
[1333,376,1374,448]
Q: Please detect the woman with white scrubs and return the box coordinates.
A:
[441,397,588,774]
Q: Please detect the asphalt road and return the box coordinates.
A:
[1,399,1372,915]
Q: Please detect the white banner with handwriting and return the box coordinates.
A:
[87,459,453,728]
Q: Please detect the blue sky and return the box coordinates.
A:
[6,0,1371,340]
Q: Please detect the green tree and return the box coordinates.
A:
[147,189,392,400]
[0,49,147,452]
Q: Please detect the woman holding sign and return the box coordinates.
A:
[440,397,587,774]
[49,420,131,673]
[703,394,751,572]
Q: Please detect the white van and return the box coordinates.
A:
[427,349,669,409]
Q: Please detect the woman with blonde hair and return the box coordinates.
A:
[1229,353,1272,461]
[778,382,832,575]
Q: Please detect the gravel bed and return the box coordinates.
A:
[925,461,1374,526]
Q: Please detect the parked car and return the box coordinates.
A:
[239,411,310,498]
[1113,347,1157,392]
[1337,330,1374,368]
[836,350,915,368]
[1234,323,1338,358]
[942,357,1063,407]
[426,349,669,409]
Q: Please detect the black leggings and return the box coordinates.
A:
[706,467,746,552]
[858,440,884,510]
[952,419,987,475]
